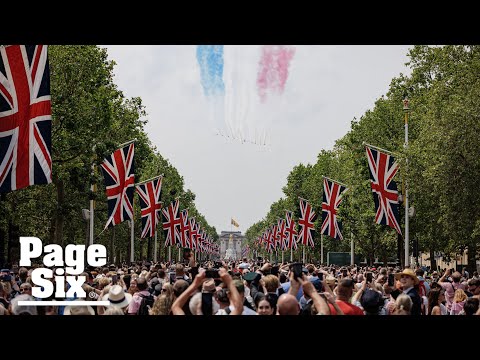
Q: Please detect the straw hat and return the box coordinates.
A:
[64,300,95,315]
[102,284,133,308]
[394,268,419,285]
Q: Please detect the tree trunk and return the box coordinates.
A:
[430,248,437,271]
[467,243,477,274]
[49,217,56,245]
[147,237,152,261]
[7,195,19,265]
[54,179,65,245]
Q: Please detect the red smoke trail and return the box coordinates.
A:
[257,45,295,103]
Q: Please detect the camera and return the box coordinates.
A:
[205,269,220,279]
[388,273,395,287]
[366,272,373,283]
[290,263,303,280]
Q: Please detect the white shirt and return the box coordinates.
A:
[216,305,257,315]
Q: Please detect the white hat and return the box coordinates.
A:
[102,284,132,308]
[64,299,95,315]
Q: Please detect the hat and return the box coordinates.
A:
[302,267,309,274]
[394,268,420,285]
[64,300,95,315]
[243,272,259,282]
[10,294,37,315]
[154,284,162,296]
[326,275,336,287]
[238,263,250,270]
[102,284,133,308]
[202,279,216,293]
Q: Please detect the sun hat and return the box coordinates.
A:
[102,284,133,308]
[394,268,420,285]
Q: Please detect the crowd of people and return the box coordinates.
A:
[1,254,479,315]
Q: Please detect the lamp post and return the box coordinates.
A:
[403,96,410,267]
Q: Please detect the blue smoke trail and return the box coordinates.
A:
[196,45,225,97]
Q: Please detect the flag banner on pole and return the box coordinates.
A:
[136,176,163,238]
[271,223,279,250]
[297,198,317,247]
[101,142,135,228]
[365,145,402,234]
[242,244,249,258]
[231,218,239,227]
[265,228,274,253]
[0,45,52,192]
[188,218,198,250]
[277,218,287,251]
[321,178,348,240]
[162,199,181,246]
[285,210,298,250]
[179,209,190,248]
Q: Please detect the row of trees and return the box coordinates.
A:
[0,45,217,267]
[246,45,480,272]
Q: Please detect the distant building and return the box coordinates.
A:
[218,231,245,260]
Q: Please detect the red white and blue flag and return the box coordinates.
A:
[188,218,198,250]
[179,209,190,248]
[365,145,401,234]
[0,45,52,192]
[277,218,287,251]
[162,199,182,246]
[297,198,317,247]
[321,178,348,240]
[136,176,163,238]
[101,143,135,228]
[285,210,298,250]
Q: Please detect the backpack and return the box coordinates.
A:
[418,280,427,298]
[136,293,155,315]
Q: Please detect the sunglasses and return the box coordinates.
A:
[20,288,31,292]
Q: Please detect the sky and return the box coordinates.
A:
[104,45,412,235]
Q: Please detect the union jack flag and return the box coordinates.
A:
[277,218,287,251]
[162,199,182,246]
[136,176,163,238]
[0,45,52,192]
[271,224,279,250]
[365,146,401,234]
[265,228,274,253]
[188,218,198,250]
[101,143,135,228]
[285,210,298,250]
[179,209,190,248]
[297,198,317,247]
[321,178,348,240]
[242,244,249,258]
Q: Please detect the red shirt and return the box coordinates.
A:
[328,300,364,315]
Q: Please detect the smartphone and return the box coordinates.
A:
[291,263,303,280]
[388,273,395,287]
[318,272,324,281]
[169,272,176,283]
[366,272,373,283]
[111,275,118,285]
[201,292,213,316]
[271,265,279,276]
[205,269,219,279]
[342,269,348,277]
[214,261,223,269]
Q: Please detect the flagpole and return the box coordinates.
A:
[135,174,164,186]
[130,218,134,263]
[321,234,324,264]
[362,142,397,156]
[168,246,172,263]
[89,146,96,246]
[350,231,354,266]
[154,232,158,263]
[290,247,293,262]
[302,246,305,264]
[117,138,137,149]
[89,166,95,246]
[403,97,410,268]
[322,176,349,188]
